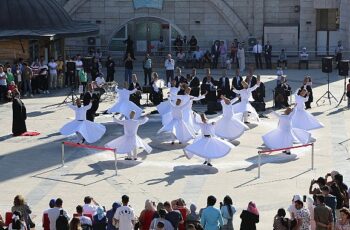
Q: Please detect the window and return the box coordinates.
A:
[316,9,339,31]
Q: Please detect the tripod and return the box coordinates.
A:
[337,75,348,107]
[316,73,338,105]
[61,87,79,105]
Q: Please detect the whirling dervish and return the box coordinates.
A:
[232,78,261,123]
[262,108,311,154]
[60,99,106,143]
[107,82,143,118]
[291,88,324,131]
[214,95,249,140]
[157,97,195,144]
[184,113,235,166]
[105,111,152,160]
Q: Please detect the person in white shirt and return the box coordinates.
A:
[82,196,99,216]
[47,198,70,230]
[94,74,106,95]
[164,54,175,84]
[75,55,84,83]
[113,195,135,230]
[48,58,58,89]
[76,205,92,226]
[253,41,263,69]
[299,47,309,69]
[0,66,8,102]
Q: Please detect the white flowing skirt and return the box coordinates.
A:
[184,136,235,159]
[105,134,152,154]
[183,110,201,133]
[107,100,143,118]
[60,120,106,143]
[291,108,324,131]
[158,118,195,143]
[262,127,311,149]
[215,114,249,140]
[232,101,260,122]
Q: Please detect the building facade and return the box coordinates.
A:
[60,0,346,57]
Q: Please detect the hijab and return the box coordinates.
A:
[247,202,259,216]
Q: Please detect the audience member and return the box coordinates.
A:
[309,177,326,195]
[106,202,121,230]
[273,208,292,230]
[11,195,33,229]
[113,195,135,230]
[186,204,200,228]
[277,49,287,69]
[335,207,350,230]
[69,217,81,230]
[165,54,175,84]
[253,41,263,69]
[211,40,220,69]
[164,201,183,230]
[219,41,227,69]
[264,41,272,69]
[8,211,27,230]
[321,186,337,221]
[92,207,107,230]
[47,198,70,230]
[240,201,259,230]
[295,200,311,230]
[299,47,309,69]
[314,194,333,230]
[200,195,223,230]
[150,209,174,230]
[237,43,245,73]
[75,205,92,227]
[220,196,236,230]
[138,200,156,230]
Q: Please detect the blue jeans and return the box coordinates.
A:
[124,68,132,84]
[23,79,32,95]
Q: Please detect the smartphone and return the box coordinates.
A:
[303,195,307,202]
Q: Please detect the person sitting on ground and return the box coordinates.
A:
[82,196,99,216]
[75,205,92,227]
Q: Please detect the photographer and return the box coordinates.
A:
[274,76,291,109]
[309,177,326,195]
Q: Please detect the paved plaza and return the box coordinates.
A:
[0,68,349,229]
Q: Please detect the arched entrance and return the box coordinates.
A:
[109,17,184,54]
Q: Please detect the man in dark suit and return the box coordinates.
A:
[82,83,100,122]
[264,41,272,69]
[217,70,231,99]
[211,40,220,69]
[174,67,187,87]
[128,74,142,106]
[201,68,218,114]
[245,68,257,88]
[231,68,243,98]
[188,68,200,97]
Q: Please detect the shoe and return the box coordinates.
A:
[207,163,213,167]
[283,150,291,155]
[203,161,208,165]
[81,138,85,144]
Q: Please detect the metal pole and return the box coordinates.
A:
[311,143,314,170]
[61,142,65,167]
[114,153,118,176]
[258,152,261,178]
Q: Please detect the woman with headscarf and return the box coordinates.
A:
[138,200,156,230]
[8,211,27,230]
[240,201,259,230]
[106,202,121,230]
[92,207,107,230]
[273,208,291,230]
[220,196,236,230]
[186,204,200,228]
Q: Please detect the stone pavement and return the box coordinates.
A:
[0,68,349,229]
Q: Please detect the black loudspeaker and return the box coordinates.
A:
[322,57,333,73]
[339,60,349,76]
[82,57,93,72]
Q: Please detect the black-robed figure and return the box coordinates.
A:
[82,84,100,122]
[12,91,27,136]
[128,81,142,106]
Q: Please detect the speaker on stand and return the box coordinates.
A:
[337,59,349,107]
[316,57,338,105]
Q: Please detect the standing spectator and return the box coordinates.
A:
[8,211,27,230]
[0,212,5,230]
[150,209,174,230]
[66,57,76,87]
[314,195,333,230]
[176,50,186,68]
[321,186,337,221]
[230,42,238,68]
[30,58,41,95]
[48,57,58,89]
[165,54,175,84]
[138,200,156,230]
[335,40,343,69]
[309,177,327,195]
[220,196,236,230]
[57,56,64,88]
[47,198,70,230]
[11,195,33,229]
[189,68,200,97]
[22,63,33,97]
[347,79,350,109]
[69,217,81,230]
[335,207,350,230]
[186,204,200,228]
[273,208,292,230]
[299,47,309,69]
[79,68,88,92]
[106,56,115,82]
[14,64,22,94]
[295,200,311,230]
[39,59,49,94]
[43,199,56,226]
[6,68,14,86]
[124,35,135,59]
[164,201,183,230]
[143,53,152,86]
[211,40,220,69]
[90,57,99,81]
[200,195,223,230]
[0,65,7,102]
[93,207,107,230]
[189,36,198,52]
[253,41,263,69]
[106,202,121,230]
[219,41,227,69]
[113,195,135,230]
[237,43,245,73]
[240,202,259,230]
[82,196,99,216]
[174,199,189,230]
[264,41,272,69]
[277,49,288,69]
[75,55,84,85]
[75,205,92,227]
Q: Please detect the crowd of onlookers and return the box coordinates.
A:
[0,170,349,230]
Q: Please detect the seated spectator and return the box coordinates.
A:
[11,195,33,229]
[299,47,309,69]
[192,47,203,68]
[93,207,107,230]
[106,202,121,230]
[273,208,292,230]
[186,204,200,228]
[9,211,27,230]
[176,49,186,68]
[203,51,212,67]
[82,196,99,216]
[240,202,259,230]
[277,49,287,69]
[69,217,81,230]
[138,200,156,230]
[47,198,70,230]
[189,35,198,52]
[274,76,291,109]
[150,209,174,230]
[220,196,236,230]
[335,207,350,230]
[75,205,92,227]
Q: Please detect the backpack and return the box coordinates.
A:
[56,210,69,230]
